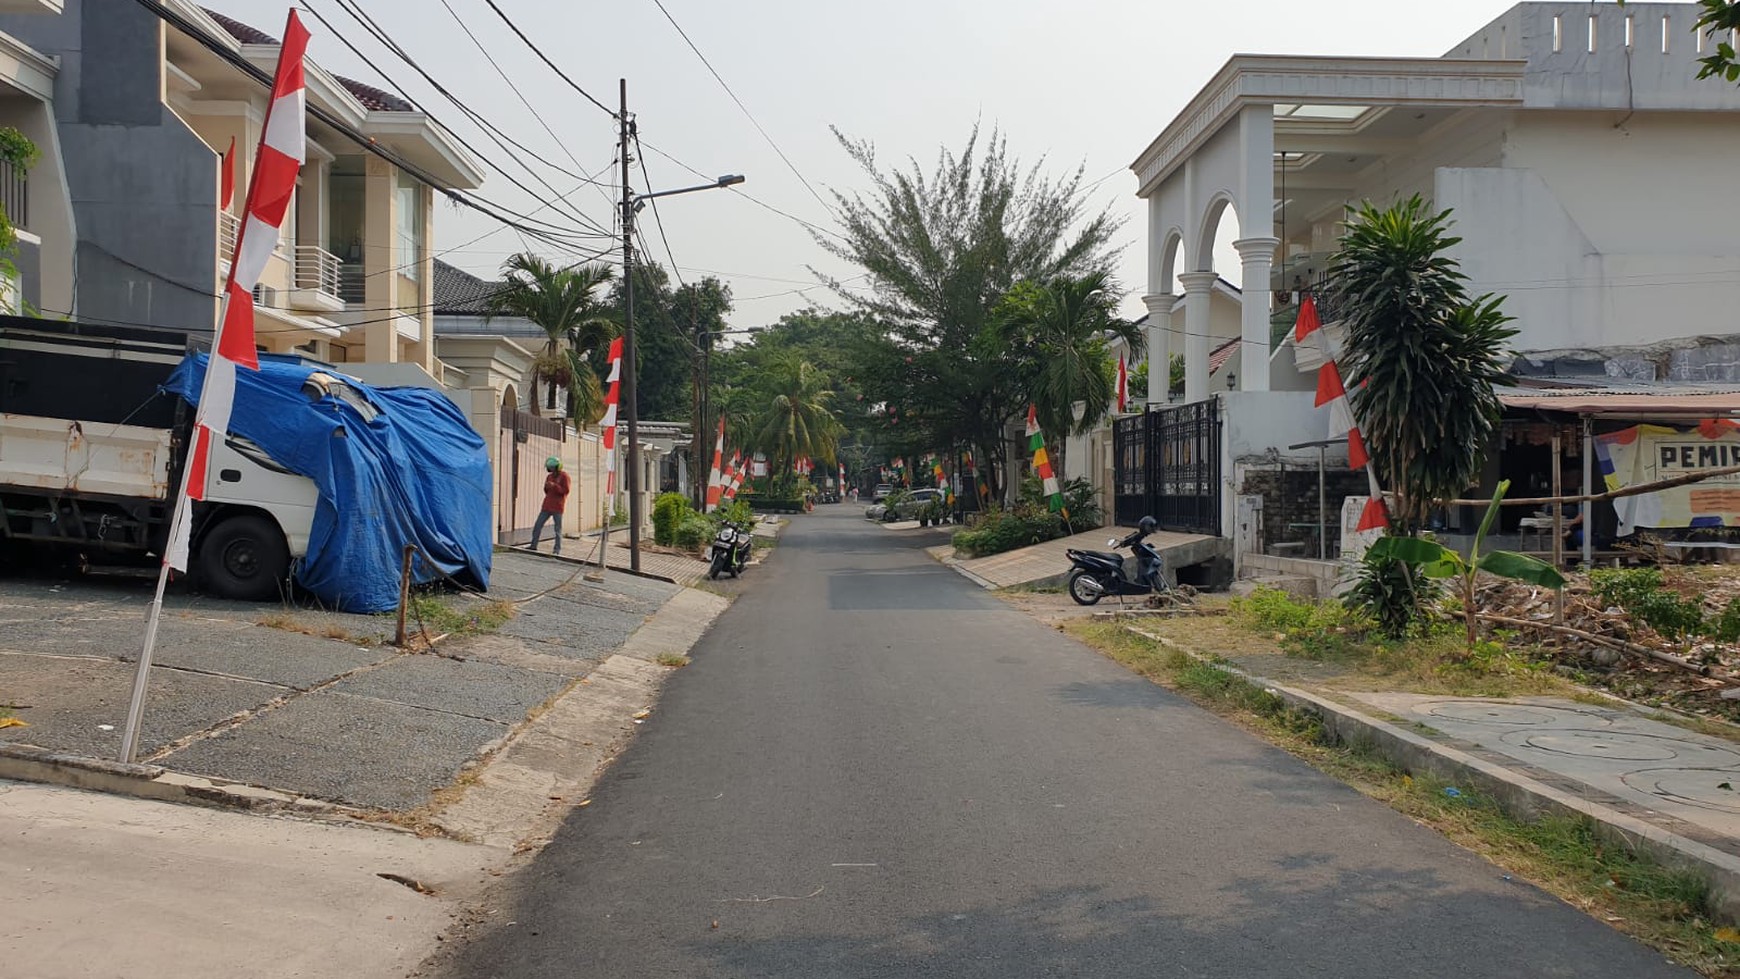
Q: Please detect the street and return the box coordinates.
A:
[437,506,1690,979]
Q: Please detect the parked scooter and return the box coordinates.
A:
[1064,516,1195,607]
[707,520,754,579]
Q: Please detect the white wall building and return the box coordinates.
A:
[1134,0,1740,406]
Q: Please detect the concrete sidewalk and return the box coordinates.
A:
[0,550,704,813]
[929,525,1225,589]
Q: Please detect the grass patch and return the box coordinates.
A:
[1064,619,1740,976]
[257,611,370,645]
[655,653,691,668]
[408,596,515,638]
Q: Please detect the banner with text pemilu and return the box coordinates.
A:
[1596,421,1740,537]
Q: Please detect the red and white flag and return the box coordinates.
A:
[601,336,624,511]
[1313,360,1369,470]
[721,450,742,501]
[1116,354,1128,413]
[220,136,237,210]
[704,418,726,512]
[1293,293,1321,343]
[167,11,310,571]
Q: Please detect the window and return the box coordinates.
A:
[395,171,425,281]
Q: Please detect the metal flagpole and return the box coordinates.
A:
[119,416,205,763]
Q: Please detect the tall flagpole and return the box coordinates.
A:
[120,10,311,763]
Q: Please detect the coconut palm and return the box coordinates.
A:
[1327,196,1517,533]
[996,270,1141,479]
[486,253,617,423]
[751,355,844,484]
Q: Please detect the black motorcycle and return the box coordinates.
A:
[1064,516,1194,607]
[707,520,753,579]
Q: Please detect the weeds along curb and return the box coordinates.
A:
[1122,624,1740,925]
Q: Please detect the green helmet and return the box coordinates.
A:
[546,457,561,471]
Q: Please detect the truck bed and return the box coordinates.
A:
[0,413,173,501]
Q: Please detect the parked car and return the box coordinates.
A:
[872,483,894,503]
[867,488,944,523]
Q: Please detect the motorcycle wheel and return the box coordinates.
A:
[708,551,728,580]
[1066,569,1103,607]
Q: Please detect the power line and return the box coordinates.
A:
[477,0,618,119]
[303,0,613,240]
[635,136,845,243]
[647,0,834,217]
[434,0,618,218]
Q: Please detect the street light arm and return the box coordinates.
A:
[633,174,746,204]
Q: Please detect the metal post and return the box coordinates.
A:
[1552,430,1565,624]
[619,79,642,573]
[1582,415,1595,568]
[1317,443,1327,560]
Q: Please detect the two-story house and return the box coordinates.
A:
[0,0,484,375]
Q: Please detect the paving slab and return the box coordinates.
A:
[327,655,573,725]
[147,627,392,690]
[1350,692,1740,843]
[159,689,508,810]
[0,652,285,759]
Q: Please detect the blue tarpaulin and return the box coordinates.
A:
[165,353,493,612]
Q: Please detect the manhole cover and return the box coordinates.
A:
[1423,701,1612,728]
[1499,729,1682,762]
[1621,768,1740,814]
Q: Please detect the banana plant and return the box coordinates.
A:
[1367,480,1565,650]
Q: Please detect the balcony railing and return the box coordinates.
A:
[0,158,27,231]
[218,210,240,268]
[294,244,343,304]
[338,262,365,304]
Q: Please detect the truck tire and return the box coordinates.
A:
[198,514,289,602]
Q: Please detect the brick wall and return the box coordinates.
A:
[1240,468,1369,557]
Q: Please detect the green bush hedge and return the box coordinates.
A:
[674,512,714,551]
[748,497,806,513]
[653,492,692,546]
[950,505,1067,558]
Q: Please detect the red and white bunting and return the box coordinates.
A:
[601,336,624,511]
[1116,354,1128,413]
[1296,294,1386,530]
[704,419,726,512]
[220,136,237,210]
[167,10,309,572]
[721,450,742,501]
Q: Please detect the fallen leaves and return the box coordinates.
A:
[0,717,27,729]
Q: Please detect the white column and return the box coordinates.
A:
[1178,271,1218,404]
[1233,236,1279,392]
[1142,293,1176,407]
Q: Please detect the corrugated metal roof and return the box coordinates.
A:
[1498,378,1740,417]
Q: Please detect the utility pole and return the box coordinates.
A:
[619,78,642,572]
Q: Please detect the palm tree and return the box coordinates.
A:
[1327,196,1516,533]
[751,355,844,486]
[996,270,1141,480]
[485,254,617,423]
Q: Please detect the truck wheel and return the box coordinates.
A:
[199,514,289,602]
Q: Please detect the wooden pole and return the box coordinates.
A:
[395,544,414,647]
[1551,431,1565,624]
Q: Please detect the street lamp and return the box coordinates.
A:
[619,79,744,571]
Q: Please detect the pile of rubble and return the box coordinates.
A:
[1474,576,1740,719]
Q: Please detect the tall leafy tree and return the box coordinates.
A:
[995,271,1140,478]
[606,263,732,424]
[820,125,1121,498]
[749,355,844,484]
[1327,196,1516,532]
[486,254,616,422]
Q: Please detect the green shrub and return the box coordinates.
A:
[1590,567,1706,639]
[716,499,754,527]
[1714,597,1740,643]
[674,513,714,551]
[653,492,692,546]
[1345,551,1436,639]
[950,505,1067,558]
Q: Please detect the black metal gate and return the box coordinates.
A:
[1112,400,1222,535]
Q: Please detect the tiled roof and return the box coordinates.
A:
[1208,336,1240,374]
[335,76,415,113]
[199,10,415,113]
[202,8,277,45]
[433,260,500,316]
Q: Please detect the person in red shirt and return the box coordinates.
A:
[531,457,571,554]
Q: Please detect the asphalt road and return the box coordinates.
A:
[440,506,1690,979]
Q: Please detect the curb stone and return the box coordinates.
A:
[1126,625,1740,925]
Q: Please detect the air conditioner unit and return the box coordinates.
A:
[252,284,282,307]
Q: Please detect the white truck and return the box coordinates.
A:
[0,319,318,600]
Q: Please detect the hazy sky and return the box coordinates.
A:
[209,0,1521,328]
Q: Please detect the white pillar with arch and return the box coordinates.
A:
[1178,271,1218,404]
[1142,292,1176,407]
[1233,236,1279,392]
